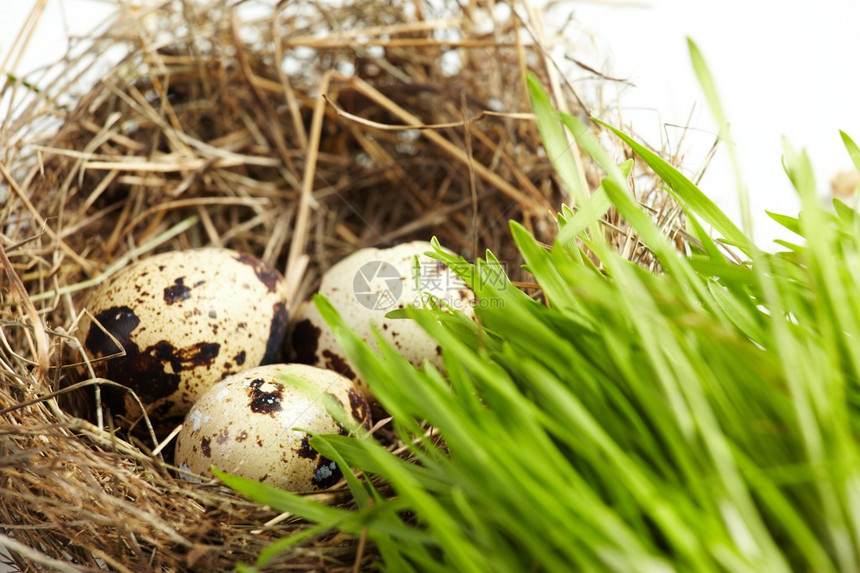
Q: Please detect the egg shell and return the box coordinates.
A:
[80,247,289,421]
[174,363,371,491]
[287,241,476,397]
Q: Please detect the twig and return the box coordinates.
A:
[326,95,534,131]
[0,240,49,378]
[282,66,334,305]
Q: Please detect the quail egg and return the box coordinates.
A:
[80,247,289,422]
[287,241,475,398]
[174,363,371,491]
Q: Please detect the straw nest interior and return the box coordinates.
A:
[0,0,689,570]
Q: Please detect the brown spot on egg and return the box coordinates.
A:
[85,306,223,413]
[216,429,230,444]
[248,378,283,414]
[322,350,356,381]
[201,437,211,458]
[150,400,177,420]
[295,434,318,460]
[235,253,280,293]
[312,458,342,489]
[176,342,220,368]
[290,319,320,364]
[86,305,140,355]
[234,350,246,366]
[163,277,192,305]
[86,307,180,410]
[262,301,288,364]
[347,389,371,427]
[236,431,247,442]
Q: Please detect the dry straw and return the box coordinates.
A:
[0,0,688,569]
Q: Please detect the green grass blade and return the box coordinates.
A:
[212,469,348,524]
[526,72,589,208]
[766,211,801,236]
[840,131,860,172]
[554,113,633,247]
[687,37,752,237]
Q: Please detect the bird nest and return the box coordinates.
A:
[0,0,687,570]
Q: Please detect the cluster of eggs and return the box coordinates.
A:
[79,241,474,492]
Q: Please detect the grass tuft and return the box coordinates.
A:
[222,41,860,572]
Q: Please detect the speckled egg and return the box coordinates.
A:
[175,363,371,491]
[287,241,476,398]
[80,247,289,422]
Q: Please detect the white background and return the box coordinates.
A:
[573,0,860,246]
[1,0,859,568]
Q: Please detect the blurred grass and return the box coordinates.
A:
[221,40,860,572]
